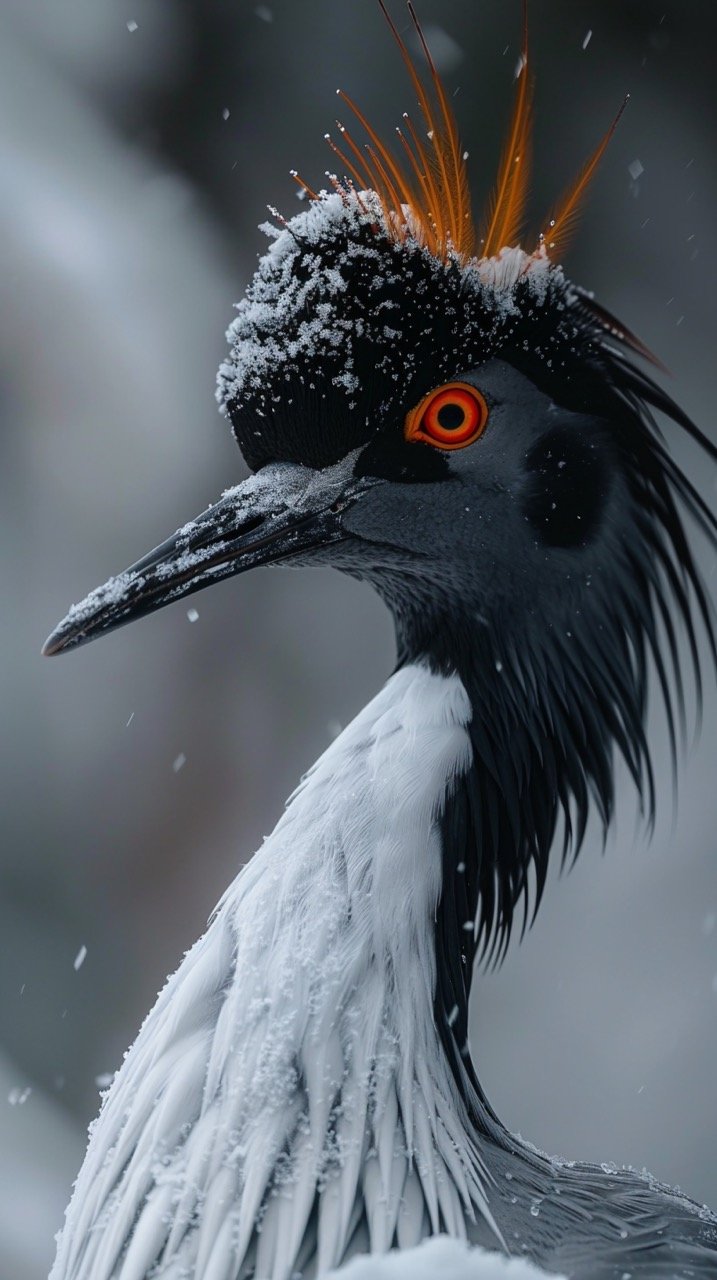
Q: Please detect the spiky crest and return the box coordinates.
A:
[292,1,627,269]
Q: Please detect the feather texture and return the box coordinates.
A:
[314,1,474,263]
[51,666,497,1280]
[543,97,630,261]
[295,1,628,271]
[482,2,532,258]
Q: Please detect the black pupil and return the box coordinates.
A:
[436,401,466,431]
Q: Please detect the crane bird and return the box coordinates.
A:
[43,3,717,1278]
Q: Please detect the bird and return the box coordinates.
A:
[42,3,717,1278]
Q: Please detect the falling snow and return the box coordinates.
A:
[173,753,187,773]
[126,19,138,33]
[73,945,87,972]
[8,1086,32,1107]
[582,30,593,50]
[416,24,464,74]
[628,159,645,181]
[187,607,199,622]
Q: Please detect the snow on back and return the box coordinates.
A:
[327,1237,564,1279]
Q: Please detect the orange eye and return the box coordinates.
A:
[404,381,489,450]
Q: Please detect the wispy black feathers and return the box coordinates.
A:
[432,321,717,1117]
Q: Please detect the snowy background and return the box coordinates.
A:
[1,1,715,1277]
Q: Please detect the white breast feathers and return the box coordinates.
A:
[51,663,497,1280]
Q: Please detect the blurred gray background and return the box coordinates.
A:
[1,1,715,1276]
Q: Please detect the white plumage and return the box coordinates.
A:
[324,1236,562,1279]
[52,665,499,1280]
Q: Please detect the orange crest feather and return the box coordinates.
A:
[292,1,627,269]
[320,0,474,262]
[482,2,532,258]
[543,96,630,260]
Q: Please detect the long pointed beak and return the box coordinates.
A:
[42,460,367,656]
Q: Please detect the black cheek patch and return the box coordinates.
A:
[523,427,610,548]
[354,435,450,484]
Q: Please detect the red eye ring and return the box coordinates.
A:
[404,381,489,451]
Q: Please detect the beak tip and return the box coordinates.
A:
[41,632,62,657]
[42,622,75,657]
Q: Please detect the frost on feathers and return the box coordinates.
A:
[326,1237,564,1279]
[216,188,566,469]
[50,667,502,1280]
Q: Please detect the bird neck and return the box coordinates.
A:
[385,599,571,1130]
[51,660,507,1280]
[214,659,498,1248]
[233,658,478,1098]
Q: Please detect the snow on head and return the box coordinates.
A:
[218,191,557,414]
[217,191,367,416]
[216,189,575,474]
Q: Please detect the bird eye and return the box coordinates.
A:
[404,382,489,451]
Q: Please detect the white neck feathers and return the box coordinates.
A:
[52,664,496,1280]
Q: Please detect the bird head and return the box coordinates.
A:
[44,3,716,960]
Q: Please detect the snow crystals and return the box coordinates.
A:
[325,1237,566,1278]
[217,188,566,431]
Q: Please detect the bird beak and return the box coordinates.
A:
[42,460,366,656]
